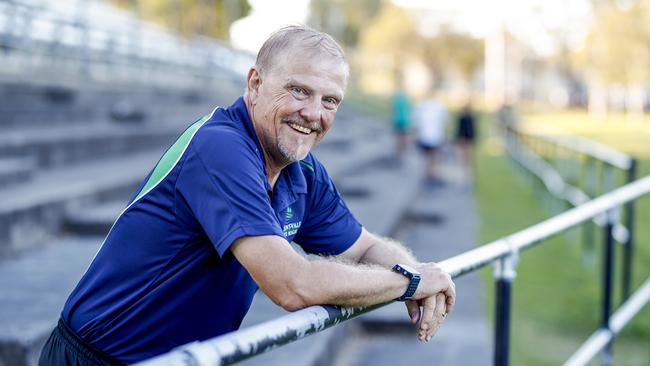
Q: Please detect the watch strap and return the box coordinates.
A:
[393,264,421,301]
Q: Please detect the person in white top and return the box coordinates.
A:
[414,96,448,188]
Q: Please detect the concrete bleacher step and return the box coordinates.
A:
[0,79,244,128]
[0,82,200,125]
[0,236,102,366]
[64,201,125,236]
[0,122,184,168]
[0,150,162,256]
[0,157,36,188]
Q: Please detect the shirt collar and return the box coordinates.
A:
[228,96,307,195]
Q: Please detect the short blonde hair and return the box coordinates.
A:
[255,25,348,78]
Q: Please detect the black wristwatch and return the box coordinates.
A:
[392,263,421,301]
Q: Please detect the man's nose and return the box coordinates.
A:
[299,97,322,123]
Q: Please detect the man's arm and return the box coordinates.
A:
[340,229,455,307]
[340,228,418,267]
[230,234,451,311]
[340,228,456,342]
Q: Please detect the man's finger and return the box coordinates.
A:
[418,296,435,342]
[426,293,447,341]
[405,300,420,324]
[444,279,456,314]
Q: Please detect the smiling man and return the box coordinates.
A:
[39,26,455,365]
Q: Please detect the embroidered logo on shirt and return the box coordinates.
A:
[283,221,302,237]
[283,206,301,237]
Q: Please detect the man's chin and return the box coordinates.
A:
[279,142,313,163]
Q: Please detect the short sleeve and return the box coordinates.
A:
[176,126,284,257]
[293,158,362,255]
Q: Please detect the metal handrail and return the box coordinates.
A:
[505,137,629,243]
[564,277,650,366]
[504,121,639,303]
[509,123,633,170]
[136,175,650,366]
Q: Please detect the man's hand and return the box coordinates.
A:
[417,293,448,342]
[412,263,455,307]
[338,230,456,340]
[406,262,455,342]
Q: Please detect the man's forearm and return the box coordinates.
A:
[358,234,418,268]
[294,258,410,308]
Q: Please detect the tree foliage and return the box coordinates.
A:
[422,27,484,84]
[309,0,383,48]
[356,2,483,88]
[111,0,251,39]
[581,1,650,85]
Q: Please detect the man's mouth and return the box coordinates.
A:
[287,122,313,135]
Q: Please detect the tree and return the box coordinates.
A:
[112,0,251,39]
[309,0,383,48]
[421,27,483,88]
[579,1,650,118]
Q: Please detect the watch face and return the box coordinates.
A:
[398,264,419,275]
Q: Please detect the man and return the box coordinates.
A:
[414,94,448,188]
[39,26,455,365]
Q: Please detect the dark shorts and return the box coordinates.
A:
[39,318,123,366]
[417,141,440,153]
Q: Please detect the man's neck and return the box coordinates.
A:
[265,160,283,189]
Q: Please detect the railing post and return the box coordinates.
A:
[582,156,596,262]
[494,250,519,366]
[600,208,617,366]
[622,159,637,302]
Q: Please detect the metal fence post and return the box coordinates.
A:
[622,159,637,302]
[582,156,596,261]
[494,250,519,366]
[601,208,617,366]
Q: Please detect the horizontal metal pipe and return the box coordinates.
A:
[137,176,650,366]
[508,146,629,242]
[564,278,650,366]
[506,124,632,170]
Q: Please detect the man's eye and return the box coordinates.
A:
[323,98,339,109]
[291,87,307,95]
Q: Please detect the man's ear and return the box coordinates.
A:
[247,67,262,103]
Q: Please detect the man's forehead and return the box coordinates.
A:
[280,50,345,76]
[269,46,346,75]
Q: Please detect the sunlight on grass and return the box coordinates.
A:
[521,111,650,158]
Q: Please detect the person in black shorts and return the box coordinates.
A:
[456,102,476,186]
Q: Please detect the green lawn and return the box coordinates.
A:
[475,111,650,365]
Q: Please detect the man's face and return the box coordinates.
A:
[247,49,347,168]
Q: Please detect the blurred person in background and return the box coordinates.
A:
[456,102,476,187]
[38,25,455,365]
[414,93,448,189]
[391,80,412,164]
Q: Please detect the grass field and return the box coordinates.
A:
[475,111,650,365]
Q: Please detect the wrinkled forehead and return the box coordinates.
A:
[262,43,349,83]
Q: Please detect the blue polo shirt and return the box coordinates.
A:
[61,97,362,363]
